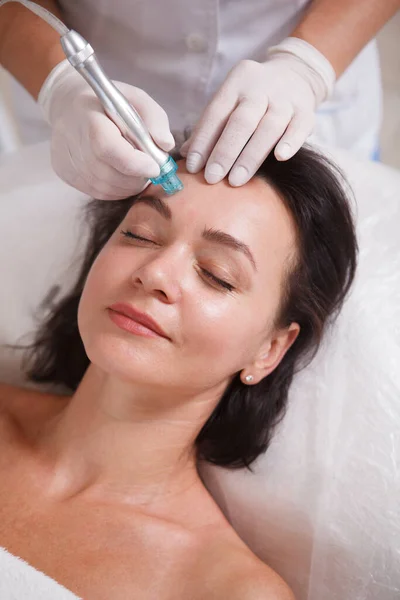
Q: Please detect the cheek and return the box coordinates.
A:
[184,291,271,369]
[184,266,283,371]
[77,247,128,332]
[83,247,130,302]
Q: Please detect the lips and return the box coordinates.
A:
[108,303,169,340]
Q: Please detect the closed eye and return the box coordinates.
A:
[121,230,234,292]
[121,229,157,244]
[201,269,235,292]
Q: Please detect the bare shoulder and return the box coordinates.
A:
[229,560,295,600]
[200,529,294,600]
[0,381,67,433]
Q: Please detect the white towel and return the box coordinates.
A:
[0,546,81,599]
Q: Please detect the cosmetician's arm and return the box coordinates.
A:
[0,0,65,99]
[292,0,400,77]
[0,0,175,201]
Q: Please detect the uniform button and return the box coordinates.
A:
[185,33,207,53]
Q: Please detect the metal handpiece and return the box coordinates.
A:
[0,2,183,194]
[60,30,183,194]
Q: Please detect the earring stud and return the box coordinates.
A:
[245,375,253,383]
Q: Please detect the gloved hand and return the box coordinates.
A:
[180,37,336,187]
[38,59,175,200]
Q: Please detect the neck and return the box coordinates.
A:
[37,365,222,511]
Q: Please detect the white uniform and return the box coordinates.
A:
[9,0,382,160]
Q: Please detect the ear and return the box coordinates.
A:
[241,323,300,385]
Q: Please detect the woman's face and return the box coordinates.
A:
[78,165,298,398]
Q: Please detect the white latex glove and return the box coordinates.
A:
[180,37,336,187]
[38,59,175,200]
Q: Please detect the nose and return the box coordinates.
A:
[131,247,183,304]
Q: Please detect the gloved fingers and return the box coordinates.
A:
[55,159,125,200]
[82,159,147,197]
[89,181,149,200]
[96,176,149,200]
[84,146,154,195]
[179,137,190,157]
[114,82,175,151]
[202,99,267,184]
[76,169,146,200]
[86,112,161,178]
[228,104,293,186]
[274,111,315,161]
[53,142,142,200]
[76,158,149,199]
[182,92,238,174]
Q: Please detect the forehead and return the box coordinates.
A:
[141,165,297,262]
[147,164,278,218]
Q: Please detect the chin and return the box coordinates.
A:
[79,307,160,381]
[81,327,163,383]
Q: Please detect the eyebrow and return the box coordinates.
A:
[135,194,172,220]
[201,228,257,271]
[134,193,257,271]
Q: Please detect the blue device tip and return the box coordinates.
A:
[150,156,184,195]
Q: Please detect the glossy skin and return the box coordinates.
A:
[0,167,299,599]
[79,165,299,394]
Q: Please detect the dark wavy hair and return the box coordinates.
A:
[24,146,357,470]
